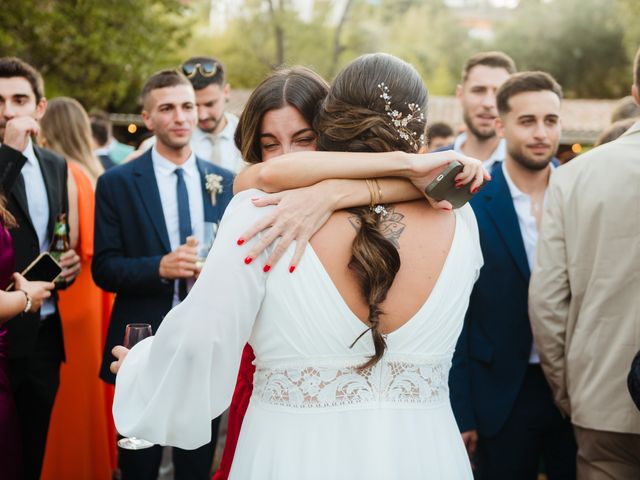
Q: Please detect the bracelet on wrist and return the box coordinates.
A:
[18,289,32,313]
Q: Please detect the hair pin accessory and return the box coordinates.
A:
[378,83,425,151]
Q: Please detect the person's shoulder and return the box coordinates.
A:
[34,145,65,167]
[225,111,239,126]
[98,149,149,185]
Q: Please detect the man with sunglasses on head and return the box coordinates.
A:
[182,56,244,172]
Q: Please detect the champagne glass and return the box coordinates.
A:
[117,323,154,450]
[196,221,218,269]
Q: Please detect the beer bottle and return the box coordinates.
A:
[49,213,70,286]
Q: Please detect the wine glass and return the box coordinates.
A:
[117,323,154,450]
[196,221,218,269]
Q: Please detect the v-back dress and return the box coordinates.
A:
[114,190,483,480]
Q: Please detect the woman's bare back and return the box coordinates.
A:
[310,200,456,335]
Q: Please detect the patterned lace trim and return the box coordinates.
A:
[253,359,449,409]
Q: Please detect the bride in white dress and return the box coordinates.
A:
[112,53,485,479]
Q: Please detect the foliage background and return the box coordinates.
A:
[1,0,638,112]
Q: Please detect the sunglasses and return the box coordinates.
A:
[181,61,218,78]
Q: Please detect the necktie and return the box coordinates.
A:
[208,134,222,166]
[175,168,192,300]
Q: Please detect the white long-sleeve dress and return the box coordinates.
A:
[114,189,483,480]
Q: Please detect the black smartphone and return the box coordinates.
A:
[6,252,62,291]
[424,161,486,209]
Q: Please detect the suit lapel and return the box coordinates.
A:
[133,153,171,252]
[34,146,61,235]
[196,158,220,223]
[480,166,530,281]
[9,171,32,229]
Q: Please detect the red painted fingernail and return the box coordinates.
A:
[455,183,463,190]
[471,186,478,193]
[289,265,296,273]
[263,264,271,272]
[244,256,253,264]
[237,238,245,246]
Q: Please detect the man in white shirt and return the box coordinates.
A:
[442,52,516,172]
[0,56,81,480]
[449,71,576,479]
[93,69,234,480]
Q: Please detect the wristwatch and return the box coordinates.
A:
[18,289,32,313]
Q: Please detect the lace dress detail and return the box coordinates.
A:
[253,358,450,410]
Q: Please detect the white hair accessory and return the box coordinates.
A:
[378,82,425,151]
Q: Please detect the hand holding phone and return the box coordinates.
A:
[6,252,62,291]
[424,161,487,209]
[10,273,55,313]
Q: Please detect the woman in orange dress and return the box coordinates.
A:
[39,97,115,480]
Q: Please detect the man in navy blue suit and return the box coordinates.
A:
[93,70,234,480]
[449,71,576,479]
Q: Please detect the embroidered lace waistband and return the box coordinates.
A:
[252,358,450,410]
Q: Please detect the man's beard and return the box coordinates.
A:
[464,111,496,141]
[199,113,225,134]
[508,146,554,172]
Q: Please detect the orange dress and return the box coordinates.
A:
[42,162,115,480]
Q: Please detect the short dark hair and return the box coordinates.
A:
[0,57,45,102]
[235,66,329,164]
[89,111,112,146]
[427,122,454,142]
[496,71,563,116]
[461,51,516,83]
[140,69,192,109]
[181,56,225,90]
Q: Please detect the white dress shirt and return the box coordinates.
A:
[502,161,554,363]
[151,147,205,307]
[191,112,245,173]
[453,133,506,172]
[20,139,55,317]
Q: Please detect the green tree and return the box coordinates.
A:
[492,0,629,98]
[0,0,190,112]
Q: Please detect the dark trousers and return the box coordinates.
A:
[8,314,64,480]
[119,416,222,480]
[478,364,577,480]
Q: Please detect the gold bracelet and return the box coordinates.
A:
[365,179,376,209]
[372,178,383,205]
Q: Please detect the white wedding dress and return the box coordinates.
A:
[114,189,483,479]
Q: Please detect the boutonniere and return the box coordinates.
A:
[205,173,224,206]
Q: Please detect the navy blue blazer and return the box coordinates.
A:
[448,163,534,437]
[92,150,234,384]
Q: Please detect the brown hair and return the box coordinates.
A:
[595,118,635,146]
[89,110,113,147]
[140,69,192,110]
[461,51,516,83]
[235,66,329,164]
[427,122,454,145]
[0,195,16,229]
[610,96,640,123]
[0,57,45,103]
[496,71,563,116]
[40,97,105,183]
[316,53,427,369]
